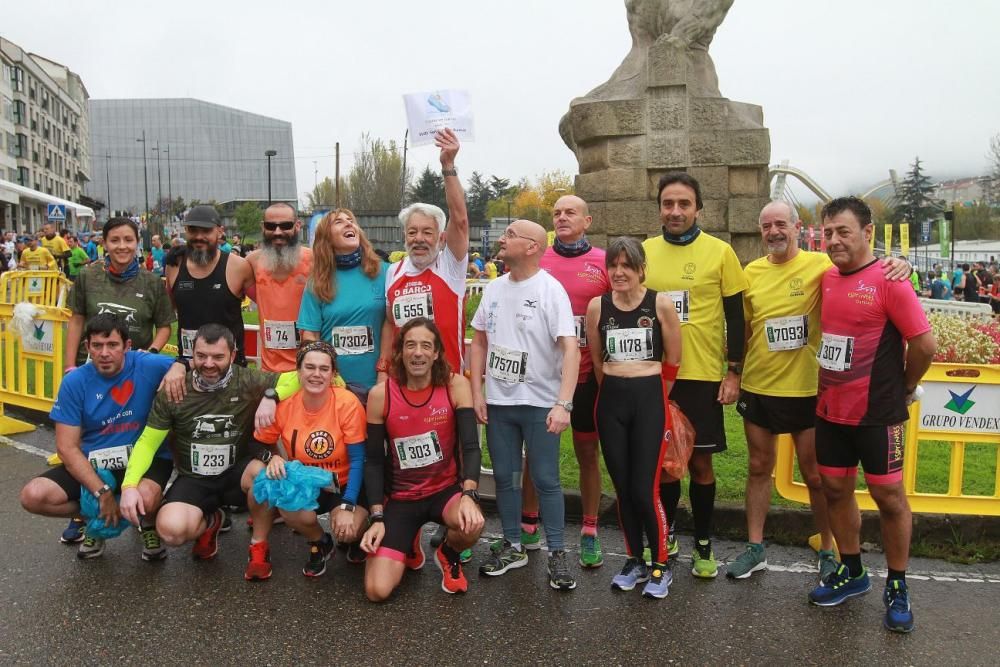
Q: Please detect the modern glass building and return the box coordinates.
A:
[86,98,295,220]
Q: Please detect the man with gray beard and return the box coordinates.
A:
[166,205,255,364]
[246,203,313,372]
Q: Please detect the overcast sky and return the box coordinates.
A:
[6,0,1000,206]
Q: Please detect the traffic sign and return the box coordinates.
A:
[920,219,931,244]
[46,204,66,222]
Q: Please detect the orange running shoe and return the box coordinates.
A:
[434,546,468,594]
[244,541,272,581]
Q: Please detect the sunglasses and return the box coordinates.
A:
[263,221,296,231]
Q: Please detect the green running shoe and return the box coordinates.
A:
[460,548,473,563]
[520,529,542,551]
[642,535,679,566]
[479,539,528,576]
[726,544,766,579]
[579,534,604,568]
[691,540,718,579]
[77,535,105,560]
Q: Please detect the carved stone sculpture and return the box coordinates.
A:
[560,0,771,263]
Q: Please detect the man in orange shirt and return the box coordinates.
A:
[246,203,313,372]
[244,342,368,580]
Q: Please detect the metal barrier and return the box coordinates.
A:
[919,297,993,321]
[775,362,1000,516]
[466,279,490,296]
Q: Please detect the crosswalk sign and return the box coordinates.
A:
[47,204,66,221]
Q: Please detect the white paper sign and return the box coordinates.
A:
[403,89,475,146]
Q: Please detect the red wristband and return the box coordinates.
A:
[661,363,679,383]
[375,358,390,373]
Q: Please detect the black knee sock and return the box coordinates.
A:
[887,568,906,583]
[689,481,716,542]
[841,553,863,578]
[660,480,681,533]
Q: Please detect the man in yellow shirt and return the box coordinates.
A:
[642,172,748,579]
[18,235,57,271]
[40,222,71,272]
[727,201,912,582]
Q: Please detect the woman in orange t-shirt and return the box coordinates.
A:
[244,342,368,580]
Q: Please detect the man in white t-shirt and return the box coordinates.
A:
[470,219,580,591]
[381,129,470,378]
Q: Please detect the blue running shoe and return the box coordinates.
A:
[611,558,650,591]
[642,562,673,599]
[808,563,871,606]
[883,580,915,633]
[61,518,85,544]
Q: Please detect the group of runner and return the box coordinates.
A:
[18,130,935,631]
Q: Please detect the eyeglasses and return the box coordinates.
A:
[502,228,537,243]
[263,221,296,231]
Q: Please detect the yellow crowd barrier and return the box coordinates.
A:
[775,362,1000,516]
[0,270,73,434]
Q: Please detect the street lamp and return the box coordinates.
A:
[152,142,163,223]
[265,149,277,205]
[136,131,150,225]
[164,145,173,221]
[105,152,111,218]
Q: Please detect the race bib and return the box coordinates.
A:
[817,333,854,372]
[605,327,655,362]
[574,315,587,347]
[263,320,297,350]
[487,344,528,383]
[668,290,690,323]
[29,263,41,272]
[393,431,444,470]
[331,325,374,356]
[180,328,198,357]
[88,445,131,471]
[190,443,235,476]
[392,292,433,326]
[765,315,808,352]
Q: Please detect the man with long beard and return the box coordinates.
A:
[166,205,255,364]
[246,203,313,372]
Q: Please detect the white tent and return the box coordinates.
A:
[0,178,96,224]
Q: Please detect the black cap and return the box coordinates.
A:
[184,205,221,228]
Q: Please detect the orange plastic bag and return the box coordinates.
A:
[661,398,695,481]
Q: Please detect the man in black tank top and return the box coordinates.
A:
[166,205,255,364]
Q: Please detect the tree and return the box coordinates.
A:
[466,171,491,224]
[307,177,338,211]
[986,133,1000,205]
[893,157,941,241]
[489,175,512,200]
[407,167,446,211]
[483,170,575,224]
[233,201,263,239]
[345,134,411,211]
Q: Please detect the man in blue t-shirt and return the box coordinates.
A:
[149,234,166,277]
[19,313,187,560]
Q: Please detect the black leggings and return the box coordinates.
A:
[596,374,670,563]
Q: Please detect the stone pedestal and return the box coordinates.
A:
[563,41,770,264]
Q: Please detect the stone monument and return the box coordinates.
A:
[560,0,770,263]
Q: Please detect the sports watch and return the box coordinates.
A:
[555,400,574,412]
[462,489,481,504]
[263,388,279,402]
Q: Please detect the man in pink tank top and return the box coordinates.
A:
[246,203,313,372]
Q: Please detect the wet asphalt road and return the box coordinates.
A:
[2,431,1000,665]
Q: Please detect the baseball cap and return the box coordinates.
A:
[184,205,221,228]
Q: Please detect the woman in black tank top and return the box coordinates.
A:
[584,237,681,599]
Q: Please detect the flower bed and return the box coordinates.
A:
[929,313,1000,365]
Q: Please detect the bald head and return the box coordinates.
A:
[758,200,800,260]
[518,220,548,247]
[555,194,589,216]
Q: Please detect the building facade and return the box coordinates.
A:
[0,36,91,234]
[86,98,296,223]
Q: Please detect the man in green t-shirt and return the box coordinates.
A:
[120,324,297,560]
[66,235,91,278]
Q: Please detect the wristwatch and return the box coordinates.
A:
[727,362,743,375]
[263,388,279,402]
[555,400,574,412]
[369,512,385,523]
[338,502,356,513]
[442,168,458,177]
[461,488,481,504]
[93,483,112,500]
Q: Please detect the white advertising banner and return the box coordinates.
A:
[918,381,1000,434]
[403,90,475,146]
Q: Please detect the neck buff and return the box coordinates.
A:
[335,248,362,269]
[105,255,139,283]
[662,223,702,246]
[553,236,592,258]
[192,364,234,392]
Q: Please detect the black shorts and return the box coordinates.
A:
[814,418,905,485]
[315,484,370,515]
[38,458,174,500]
[571,374,599,434]
[737,390,817,435]
[671,379,726,453]
[162,456,255,515]
[375,484,462,561]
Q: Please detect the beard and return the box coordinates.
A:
[188,245,218,266]
[405,242,440,271]
[261,235,301,272]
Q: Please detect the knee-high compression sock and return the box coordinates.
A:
[689,481,716,542]
[521,511,539,535]
[660,480,681,533]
